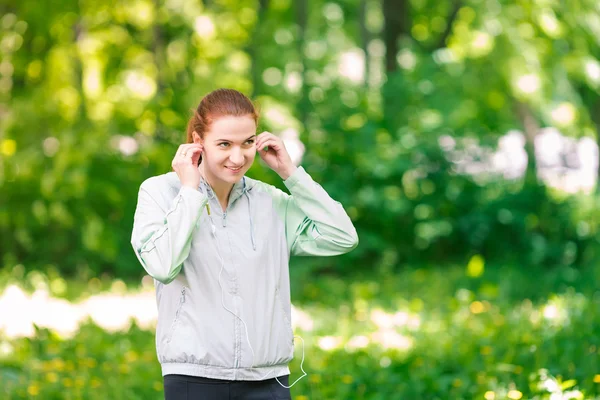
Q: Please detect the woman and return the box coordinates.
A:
[131,88,358,399]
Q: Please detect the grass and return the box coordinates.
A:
[1,261,600,399]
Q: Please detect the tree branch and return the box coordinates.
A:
[434,0,461,50]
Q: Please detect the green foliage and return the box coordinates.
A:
[1,0,600,278]
[308,132,600,273]
[1,322,162,399]
[1,2,599,399]
[2,264,600,399]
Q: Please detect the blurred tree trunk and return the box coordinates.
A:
[515,102,540,185]
[295,0,309,129]
[381,0,409,130]
[591,101,600,193]
[152,0,166,94]
[382,0,409,74]
[573,82,600,193]
[73,21,88,121]
[359,0,369,88]
[152,0,170,142]
[249,0,269,98]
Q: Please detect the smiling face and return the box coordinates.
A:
[193,115,257,187]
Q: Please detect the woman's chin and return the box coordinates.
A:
[218,170,245,183]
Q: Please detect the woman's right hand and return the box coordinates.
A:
[172,144,203,189]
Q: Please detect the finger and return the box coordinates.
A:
[257,131,272,139]
[257,143,269,152]
[256,132,275,148]
[180,148,201,165]
[185,146,203,158]
[177,144,195,157]
[180,144,203,158]
[258,138,281,152]
[258,141,276,152]
[175,144,186,157]
[256,136,273,150]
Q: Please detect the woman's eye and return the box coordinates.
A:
[245,140,255,145]
[218,142,229,147]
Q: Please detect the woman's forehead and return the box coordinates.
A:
[207,116,256,140]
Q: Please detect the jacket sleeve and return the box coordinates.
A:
[130,180,208,284]
[267,167,359,256]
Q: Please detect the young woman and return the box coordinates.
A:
[131,88,358,399]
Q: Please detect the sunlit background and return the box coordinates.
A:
[2,0,600,399]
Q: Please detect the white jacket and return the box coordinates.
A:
[131,167,358,380]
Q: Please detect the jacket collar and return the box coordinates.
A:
[166,171,257,205]
[199,175,257,208]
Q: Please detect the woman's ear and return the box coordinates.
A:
[192,131,202,144]
[192,131,203,166]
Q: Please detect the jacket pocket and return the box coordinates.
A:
[166,287,186,344]
[159,286,223,366]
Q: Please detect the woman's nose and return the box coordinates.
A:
[229,147,244,165]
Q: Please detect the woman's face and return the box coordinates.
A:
[195,115,257,185]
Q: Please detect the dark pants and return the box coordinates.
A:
[163,374,292,400]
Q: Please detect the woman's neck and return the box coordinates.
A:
[198,163,234,210]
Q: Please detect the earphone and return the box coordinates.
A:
[205,203,307,388]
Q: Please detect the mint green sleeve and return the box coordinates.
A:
[131,181,208,284]
[266,167,359,256]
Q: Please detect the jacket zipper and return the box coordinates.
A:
[208,189,240,371]
[166,287,186,344]
[223,208,238,371]
[215,202,238,370]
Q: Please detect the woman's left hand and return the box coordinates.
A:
[256,131,297,180]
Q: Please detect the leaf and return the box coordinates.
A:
[561,379,577,390]
[467,254,485,278]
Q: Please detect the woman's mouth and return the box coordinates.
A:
[226,166,243,173]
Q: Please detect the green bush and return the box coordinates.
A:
[2,264,600,399]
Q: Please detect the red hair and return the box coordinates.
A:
[186,88,259,143]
